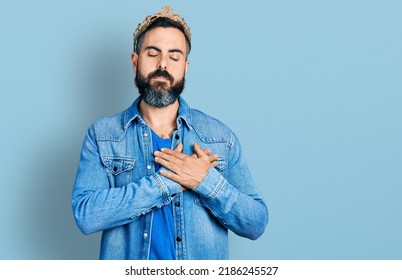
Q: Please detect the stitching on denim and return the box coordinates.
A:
[209,175,225,198]
[151,174,169,203]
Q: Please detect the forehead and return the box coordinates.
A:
[140,27,187,52]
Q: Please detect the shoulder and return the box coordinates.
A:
[189,108,234,142]
[89,109,127,141]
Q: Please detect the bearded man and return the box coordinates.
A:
[72,6,268,260]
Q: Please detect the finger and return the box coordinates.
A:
[156,148,187,161]
[191,148,209,159]
[193,142,207,158]
[211,161,218,167]
[154,155,182,173]
[208,153,218,163]
[173,142,183,152]
[160,169,184,185]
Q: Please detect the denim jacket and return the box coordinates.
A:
[72,97,268,259]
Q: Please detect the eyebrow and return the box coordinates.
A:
[168,49,184,55]
[144,46,184,55]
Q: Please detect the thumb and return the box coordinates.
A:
[174,142,183,152]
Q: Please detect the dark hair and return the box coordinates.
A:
[134,17,191,57]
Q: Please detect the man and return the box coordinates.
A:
[72,6,268,260]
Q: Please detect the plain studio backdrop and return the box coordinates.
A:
[0,0,401,259]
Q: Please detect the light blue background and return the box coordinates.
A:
[1,0,401,259]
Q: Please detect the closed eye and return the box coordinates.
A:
[144,46,160,57]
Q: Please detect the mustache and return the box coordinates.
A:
[148,69,174,84]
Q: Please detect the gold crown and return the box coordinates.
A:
[133,6,191,52]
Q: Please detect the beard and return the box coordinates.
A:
[135,68,185,108]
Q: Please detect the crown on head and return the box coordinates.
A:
[133,6,191,52]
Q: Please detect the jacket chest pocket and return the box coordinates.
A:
[101,157,135,188]
[215,156,226,172]
[204,142,227,172]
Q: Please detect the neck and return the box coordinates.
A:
[138,99,179,139]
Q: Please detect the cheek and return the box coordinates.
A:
[172,64,187,80]
[137,65,153,78]
[137,57,157,75]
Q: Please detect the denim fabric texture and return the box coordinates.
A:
[72,96,269,259]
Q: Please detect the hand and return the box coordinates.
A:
[169,142,218,166]
[154,142,218,190]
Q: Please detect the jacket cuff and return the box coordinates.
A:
[151,173,182,204]
[194,166,225,198]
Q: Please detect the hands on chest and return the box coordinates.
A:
[154,142,218,190]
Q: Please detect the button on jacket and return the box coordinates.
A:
[72,96,269,259]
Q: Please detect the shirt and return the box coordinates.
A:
[149,130,175,260]
[72,96,269,259]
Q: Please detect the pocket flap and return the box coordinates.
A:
[101,157,135,175]
[215,157,226,171]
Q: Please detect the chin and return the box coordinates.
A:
[153,82,171,92]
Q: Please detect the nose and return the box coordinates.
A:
[158,55,168,70]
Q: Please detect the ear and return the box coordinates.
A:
[185,60,190,74]
[131,52,138,73]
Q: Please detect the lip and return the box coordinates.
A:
[152,76,170,82]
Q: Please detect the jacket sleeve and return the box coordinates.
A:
[194,132,269,240]
[72,127,181,235]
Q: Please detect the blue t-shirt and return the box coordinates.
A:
[149,130,175,260]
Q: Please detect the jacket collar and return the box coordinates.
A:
[123,96,192,130]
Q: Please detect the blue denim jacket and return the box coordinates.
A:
[72,97,268,259]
